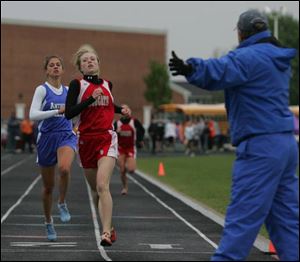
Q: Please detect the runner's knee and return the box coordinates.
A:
[96,182,109,194]
[58,165,70,176]
[43,186,54,195]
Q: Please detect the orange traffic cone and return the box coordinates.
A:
[269,241,276,254]
[158,162,166,176]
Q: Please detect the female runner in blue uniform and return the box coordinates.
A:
[29,55,77,241]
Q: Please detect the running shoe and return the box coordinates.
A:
[58,202,71,222]
[100,232,112,246]
[110,227,117,243]
[121,188,128,195]
[45,222,57,241]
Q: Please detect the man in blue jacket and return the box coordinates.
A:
[169,9,299,261]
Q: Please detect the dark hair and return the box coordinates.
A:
[43,55,64,70]
[240,23,268,40]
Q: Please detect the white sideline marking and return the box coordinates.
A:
[1,175,41,224]
[85,178,112,261]
[139,243,183,250]
[1,156,33,176]
[10,242,77,247]
[128,174,218,249]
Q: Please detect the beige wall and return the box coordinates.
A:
[1,23,168,122]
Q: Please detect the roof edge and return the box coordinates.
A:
[1,18,167,35]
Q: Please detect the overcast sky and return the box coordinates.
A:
[1,1,299,74]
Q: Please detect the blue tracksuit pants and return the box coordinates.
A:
[211,132,299,261]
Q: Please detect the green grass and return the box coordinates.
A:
[137,154,299,239]
[137,155,234,214]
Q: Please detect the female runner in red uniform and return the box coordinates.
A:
[65,44,131,246]
[114,116,145,195]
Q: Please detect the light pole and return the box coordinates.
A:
[264,6,286,39]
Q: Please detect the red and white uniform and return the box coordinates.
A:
[116,118,137,159]
[75,79,118,168]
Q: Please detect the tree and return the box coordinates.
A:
[144,61,172,109]
[267,12,299,105]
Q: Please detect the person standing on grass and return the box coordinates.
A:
[169,9,299,261]
[20,116,34,153]
[65,44,131,246]
[29,55,77,241]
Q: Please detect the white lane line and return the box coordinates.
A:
[128,174,218,249]
[4,223,92,227]
[8,214,87,217]
[2,235,87,238]
[1,175,41,224]
[134,170,270,253]
[85,178,112,261]
[10,242,77,247]
[1,156,33,177]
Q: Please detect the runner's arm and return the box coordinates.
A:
[65,79,96,120]
[29,85,59,121]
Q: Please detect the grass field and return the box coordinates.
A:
[137,153,299,239]
[137,154,234,214]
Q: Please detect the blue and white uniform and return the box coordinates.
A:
[186,30,299,261]
[30,82,77,166]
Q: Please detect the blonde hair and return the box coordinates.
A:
[72,44,100,73]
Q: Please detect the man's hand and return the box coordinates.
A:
[168,51,194,76]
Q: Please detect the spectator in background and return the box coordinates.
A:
[20,116,34,153]
[201,120,210,154]
[6,111,20,153]
[164,119,177,149]
[184,120,196,157]
[156,119,165,152]
[148,117,158,154]
[1,119,8,151]
[212,120,222,151]
[194,116,205,153]
[207,119,216,150]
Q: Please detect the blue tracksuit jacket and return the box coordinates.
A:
[186,30,296,146]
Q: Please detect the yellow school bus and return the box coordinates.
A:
[160,103,299,116]
[159,103,299,135]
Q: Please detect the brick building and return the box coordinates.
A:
[1,19,170,126]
